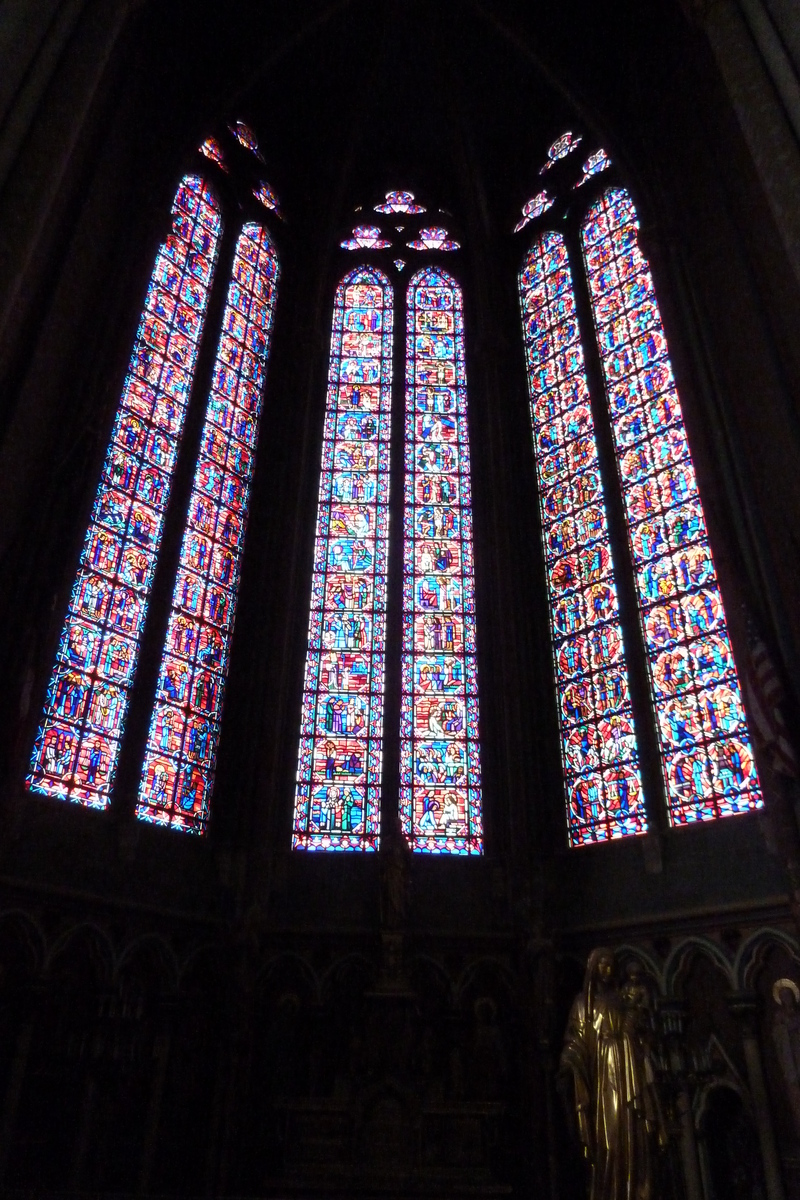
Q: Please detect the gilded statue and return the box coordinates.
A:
[771,977,800,1137]
[559,948,666,1200]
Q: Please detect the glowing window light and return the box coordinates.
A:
[540,131,582,173]
[341,226,393,250]
[401,268,483,855]
[199,138,227,172]
[136,224,279,833]
[230,121,262,158]
[581,188,763,825]
[253,182,282,217]
[514,192,555,233]
[406,227,460,251]
[575,149,611,189]
[519,233,646,845]
[293,268,393,851]
[374,190,426,214]
[27,177,222,809]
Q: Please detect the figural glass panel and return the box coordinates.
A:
[519,233,646,845]
[401,268,483,855]
[581,188,763,824]
[137,223,279,832]
[27,176,221,809]
[293,268,393,851]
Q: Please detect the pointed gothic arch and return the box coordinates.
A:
[137,221,280,833]
[292,266,394,852]
[27,176,223,810]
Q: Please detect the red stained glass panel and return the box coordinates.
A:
[27,177,221,809]
[401,268,483,855]
[136,223,279,832]
[293,268,393,851]
[519,232,646,845]
[581,188,762,824]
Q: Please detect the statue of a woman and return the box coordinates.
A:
[559,947,660,1200]
[771,977,800,1137]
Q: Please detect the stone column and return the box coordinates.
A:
[684,0,800,287]
[0,982,45,1186]
[737,0,800,145]
[0,0,89,192]
[137,998,175,1196]
[0,0,145,345]
[729,990,786,1200]
[659,1001,703,1200]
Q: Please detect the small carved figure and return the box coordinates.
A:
[620,962,668,1151]
[559,948,664,1200]
[771,977,800,1137]
[380,813,411,930]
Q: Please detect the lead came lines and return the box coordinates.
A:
[27,177,222,810]
[293,269,393,851]
[401,268,483,855]
[581,188,762,824]
[519,233,646,845]
[137,223,280,833]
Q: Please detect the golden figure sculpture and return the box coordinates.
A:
[771,977,800,1137]
[559,948,666,1200]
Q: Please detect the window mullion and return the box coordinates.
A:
[376,264,407,846]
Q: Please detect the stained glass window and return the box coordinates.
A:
[27,176,222,808]
[514,192,555,233]
[341,226,393,250]
[374,190,426,214]
[401,268,482,855]
[253,182,281,216]
[293,268,393,851]
[406,227,459,252]
[230,121,262,159]
[581,188,763,824]
[540,132,582,172]
[575,149,611,189]
[136,224,279,833]
[199,138,227,172]
[519,233,646,846]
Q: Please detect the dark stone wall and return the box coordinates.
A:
[0,0,799,1195]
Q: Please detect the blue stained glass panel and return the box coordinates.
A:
[401,267,483,854]
[27,176,222,809]
[581,188,763,824]
[293,268,393,851]
[137,223,279,833]
[519,232,646,845]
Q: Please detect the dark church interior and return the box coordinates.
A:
[2,0,800,1195]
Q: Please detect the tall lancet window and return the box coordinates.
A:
[293,269,393,852]
[581,189,761,825]
[27,176,222,809]
[519,236,645,846]
[293,191,483,855]
[137,223,280,833]
[515,133,762,843]
[402,268,483,854]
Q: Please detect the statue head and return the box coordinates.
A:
[586,947,616,983]
[624,959,646,989]
[584,947,617,1011]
